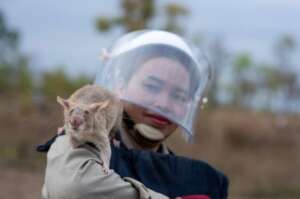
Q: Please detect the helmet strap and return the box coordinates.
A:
[122,111,164,149]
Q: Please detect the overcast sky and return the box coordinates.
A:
[1,0,299,77]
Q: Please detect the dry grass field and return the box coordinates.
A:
[1,97,299,199]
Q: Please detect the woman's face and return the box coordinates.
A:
[122,57,191,137]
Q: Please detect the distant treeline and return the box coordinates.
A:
[1,1,299,113]
[94,0,300,113]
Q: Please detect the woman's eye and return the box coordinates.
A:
[171,92,187,103]
[142,83,161,93]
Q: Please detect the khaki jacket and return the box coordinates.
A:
[42,135,169,199]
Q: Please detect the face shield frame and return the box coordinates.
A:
[95,30,211,140]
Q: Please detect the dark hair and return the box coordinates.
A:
[110,44,201,97]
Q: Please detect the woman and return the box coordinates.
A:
[38,30,228,199]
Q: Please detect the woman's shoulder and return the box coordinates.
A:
[111,145,229,198]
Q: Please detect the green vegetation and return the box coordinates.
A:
[95,0,299,113]
[0,2,299,111]
[0,11,91,103]
[40,69,91,100]
[95,0,188,34]
[0,2,299,199]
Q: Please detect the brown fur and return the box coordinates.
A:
[57,84,122,170]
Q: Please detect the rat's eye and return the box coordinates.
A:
[69,109,74,115]
[84,110,89,115]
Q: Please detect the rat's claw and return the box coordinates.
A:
[57,126,65,135]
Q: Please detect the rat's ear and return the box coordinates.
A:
[99,100,110,109]
[57,96,71,110]
[89,101,110,112]
[89,103,101,113]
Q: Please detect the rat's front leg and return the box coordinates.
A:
[94,134,112,174]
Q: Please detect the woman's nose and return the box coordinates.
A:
[152,93,171,114]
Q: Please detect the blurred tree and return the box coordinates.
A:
[40,68,91,100]
[0,10,34,103]
[259,65,281,108]
[233,53,252,73]
[96,0,155,32]
[41,69,75,100]
[95,0,188,34]
[274,34,297,69]
[231,53,256,107]
[0,62,12,92]
[71,75,92,91]
[0,10,20,93]
[163,3,188,34]
[0,11,19,65]
[260,66,280,92]
[207,37,229,106]
[273,35,299,111]
[15,57,33,106]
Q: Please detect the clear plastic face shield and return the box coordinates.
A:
[95,30,211,140]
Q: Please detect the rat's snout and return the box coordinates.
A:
[70,116,83,130]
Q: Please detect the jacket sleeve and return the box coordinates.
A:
[42,135,168,199]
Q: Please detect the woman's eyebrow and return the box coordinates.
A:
[146,76,188,96]
[146,75,164,85]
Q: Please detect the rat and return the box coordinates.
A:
[57,84,122,171]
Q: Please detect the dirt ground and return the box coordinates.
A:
[0,166,44,199]
[1,98,300,199]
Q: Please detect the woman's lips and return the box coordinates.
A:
[145,113,172,126]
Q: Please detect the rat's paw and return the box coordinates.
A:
[57,126,65,135]
[68,128,108,149]
[68,134,85,148]
[65,127,94,148]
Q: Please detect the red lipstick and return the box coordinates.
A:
[145,113,172,126]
